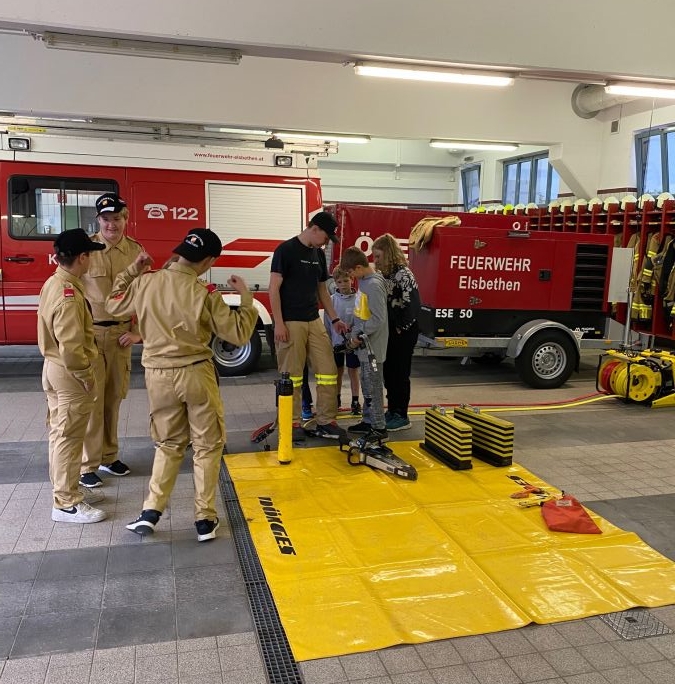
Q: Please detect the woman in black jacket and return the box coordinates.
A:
[371,233,421,431]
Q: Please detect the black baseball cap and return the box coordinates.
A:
[309,211,339,243]
[54,228,106,257]
[96,193,127,215]
[172,229,223,262]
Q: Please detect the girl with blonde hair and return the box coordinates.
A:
[371,234,421,431]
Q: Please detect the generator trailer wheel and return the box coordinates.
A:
[515,330,577,389]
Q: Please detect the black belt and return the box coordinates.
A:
[94,320,131,327]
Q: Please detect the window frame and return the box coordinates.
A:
[502,153,559,206]
[460,163,481,210]
[635,126,675,195]
[8,175,118,240]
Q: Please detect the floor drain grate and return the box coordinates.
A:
[219,460,303,684]
[599,609,673,640]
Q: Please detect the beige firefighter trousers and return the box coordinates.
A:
[81,323,132,473]
[143,361,225,521]
[43,360,95,508]
[275,318,338,424]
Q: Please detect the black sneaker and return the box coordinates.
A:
[351,399,362,416]
[362,428,388,444]
[126,509,162,536]
[79,472,103,488]
[196,517,220,542]
[99,460,131,476]
[315,421,346,440]
[348,421,372,434]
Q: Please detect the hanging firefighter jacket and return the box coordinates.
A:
[641,232,674,309]
[662,239,675,325]
[651,234,675,323]
[633,231,659,322]
[658,235,675,296]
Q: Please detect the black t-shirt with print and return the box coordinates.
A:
[271,236,328,322]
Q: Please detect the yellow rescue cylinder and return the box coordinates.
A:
[277,371,294,465]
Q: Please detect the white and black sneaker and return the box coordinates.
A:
[51,502,107,524]
[79,472,103,488]
[195,517,220,542]
[126,509,162,536]
[99,460,131,476]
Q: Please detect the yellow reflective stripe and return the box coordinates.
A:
[289,375,303,387]
[647,250,657,257]
[315,373,338,386]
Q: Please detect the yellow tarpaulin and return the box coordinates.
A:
[225,441,675,661]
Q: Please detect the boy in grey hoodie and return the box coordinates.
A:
[339,247,389,442]
[323,266,362,414]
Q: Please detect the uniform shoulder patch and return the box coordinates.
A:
[112,293,125,300]
[63,287,75,299]
[206,283,219,294]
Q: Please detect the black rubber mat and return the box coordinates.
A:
[219,460,303,684]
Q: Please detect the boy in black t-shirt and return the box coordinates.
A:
[269,212,348,441]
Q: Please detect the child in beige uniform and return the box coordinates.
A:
[106,228,257,541]
[38,229,108,524]
[80,193,144,488]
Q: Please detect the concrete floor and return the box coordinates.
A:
[1,346,675,684]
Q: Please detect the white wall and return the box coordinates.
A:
[319,139,460,205]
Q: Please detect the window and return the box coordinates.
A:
[502,154,560,206]
[635,126,675,195]
[9,176,118,239]
[461,164,481,210]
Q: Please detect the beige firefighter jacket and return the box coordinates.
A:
[37,266,98,386]
[83,234,143,329]
[105,262,258,368]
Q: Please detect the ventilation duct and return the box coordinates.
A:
[571,84,636,119]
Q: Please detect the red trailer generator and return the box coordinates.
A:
[411,224,626,388]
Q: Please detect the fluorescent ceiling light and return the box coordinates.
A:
[355,62,514,87]
[430,140,519,151]
[275,132,370,144]
[41,32,242,64]
[605,82,675,99]
[204,127,272,136]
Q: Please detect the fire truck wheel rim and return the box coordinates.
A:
[210,331,262,377]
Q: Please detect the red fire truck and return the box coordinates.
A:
[331,204,635,388]
[0,128,322,375]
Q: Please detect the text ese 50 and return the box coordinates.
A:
[435,309,473,319]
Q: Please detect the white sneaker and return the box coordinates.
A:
[78,486,105,505]
[51,501,107,524]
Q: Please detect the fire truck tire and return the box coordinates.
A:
[210,328,262,377]
[514,330,577,389]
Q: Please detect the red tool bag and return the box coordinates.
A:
[541,494,602,534]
